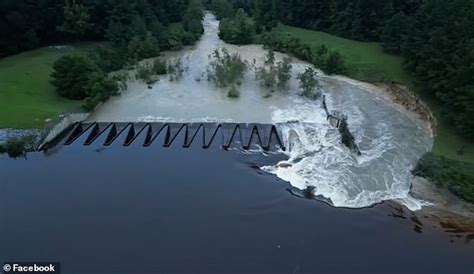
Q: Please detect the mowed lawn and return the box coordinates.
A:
[0,44,99,129]
[278,25,474,163]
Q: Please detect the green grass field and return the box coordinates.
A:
[278,24,474,163]
[0,44,99,129]
[277,25,413,84]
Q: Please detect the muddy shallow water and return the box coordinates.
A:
[88,13,433,210]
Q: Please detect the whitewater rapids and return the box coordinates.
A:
[88,13,433,210]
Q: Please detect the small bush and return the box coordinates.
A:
[321,50,347,75]
[136,64,154,82]
[168,59,184,81]
[0,138,26,158]
[227,85,240,98]
[152,59,167,75]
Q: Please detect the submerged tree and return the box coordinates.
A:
[208,48,247,88]
[297,67,320,99]
[255,50,292,90]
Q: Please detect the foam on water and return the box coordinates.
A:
[88,13,433,210]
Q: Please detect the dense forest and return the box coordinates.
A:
[0,0,202,57]
[208,0,474,139]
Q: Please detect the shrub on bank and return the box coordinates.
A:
[152,59,168,75]
[0,138,27,158]
[261,30,348,76]
[413,153,474,203]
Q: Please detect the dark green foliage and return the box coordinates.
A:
[0,138,26,158]
[261,30,347,76]
[219,9,255,45]
[321,51,347,75]
[211,0,235,19]
[253,0,279,33]
[83,74,119,110]
[0,0,203,57]
[208,48,247,88]
[57,0,91,40]
[381,11,411,54]
[136,64,154,83]
[126,32,160,61]
[89,46,127,73]
[261,31,313,62]
[297,67,319,99]
[255,50,292,90]
[276,57,292,88]
[183,0,204,37]
[50,55,100,100]
[227,85,240,98]
[403,0,474,139]
[50,54,119,110]
[414,153,474,203]
[152,59,168,75]
[280,0,420,42]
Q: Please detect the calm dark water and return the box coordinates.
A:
[0,131,473,274]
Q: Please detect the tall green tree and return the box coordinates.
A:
[252,0,279,33]
[381,11,411,54]
[57,0,92,40]
[50,55,100,100]
[219,8,255,44]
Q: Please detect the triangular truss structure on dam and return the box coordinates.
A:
[50,122,286,151]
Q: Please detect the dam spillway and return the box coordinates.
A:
[48,122,286,151]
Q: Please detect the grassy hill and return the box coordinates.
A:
[0,43,99,129]
[278,24,473,164]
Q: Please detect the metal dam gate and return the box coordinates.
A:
[46,122,286,151]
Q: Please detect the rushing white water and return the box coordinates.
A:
[88,13,433,209]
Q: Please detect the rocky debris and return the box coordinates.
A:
[377,83,437,136]
[0,129,42,148]
[411,176,474,219]
[338,118,361,156]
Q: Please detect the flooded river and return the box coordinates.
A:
[88,13,433,209]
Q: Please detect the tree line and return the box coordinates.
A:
[0,0,203,57]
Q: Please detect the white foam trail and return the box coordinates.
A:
[263,93,432,210]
